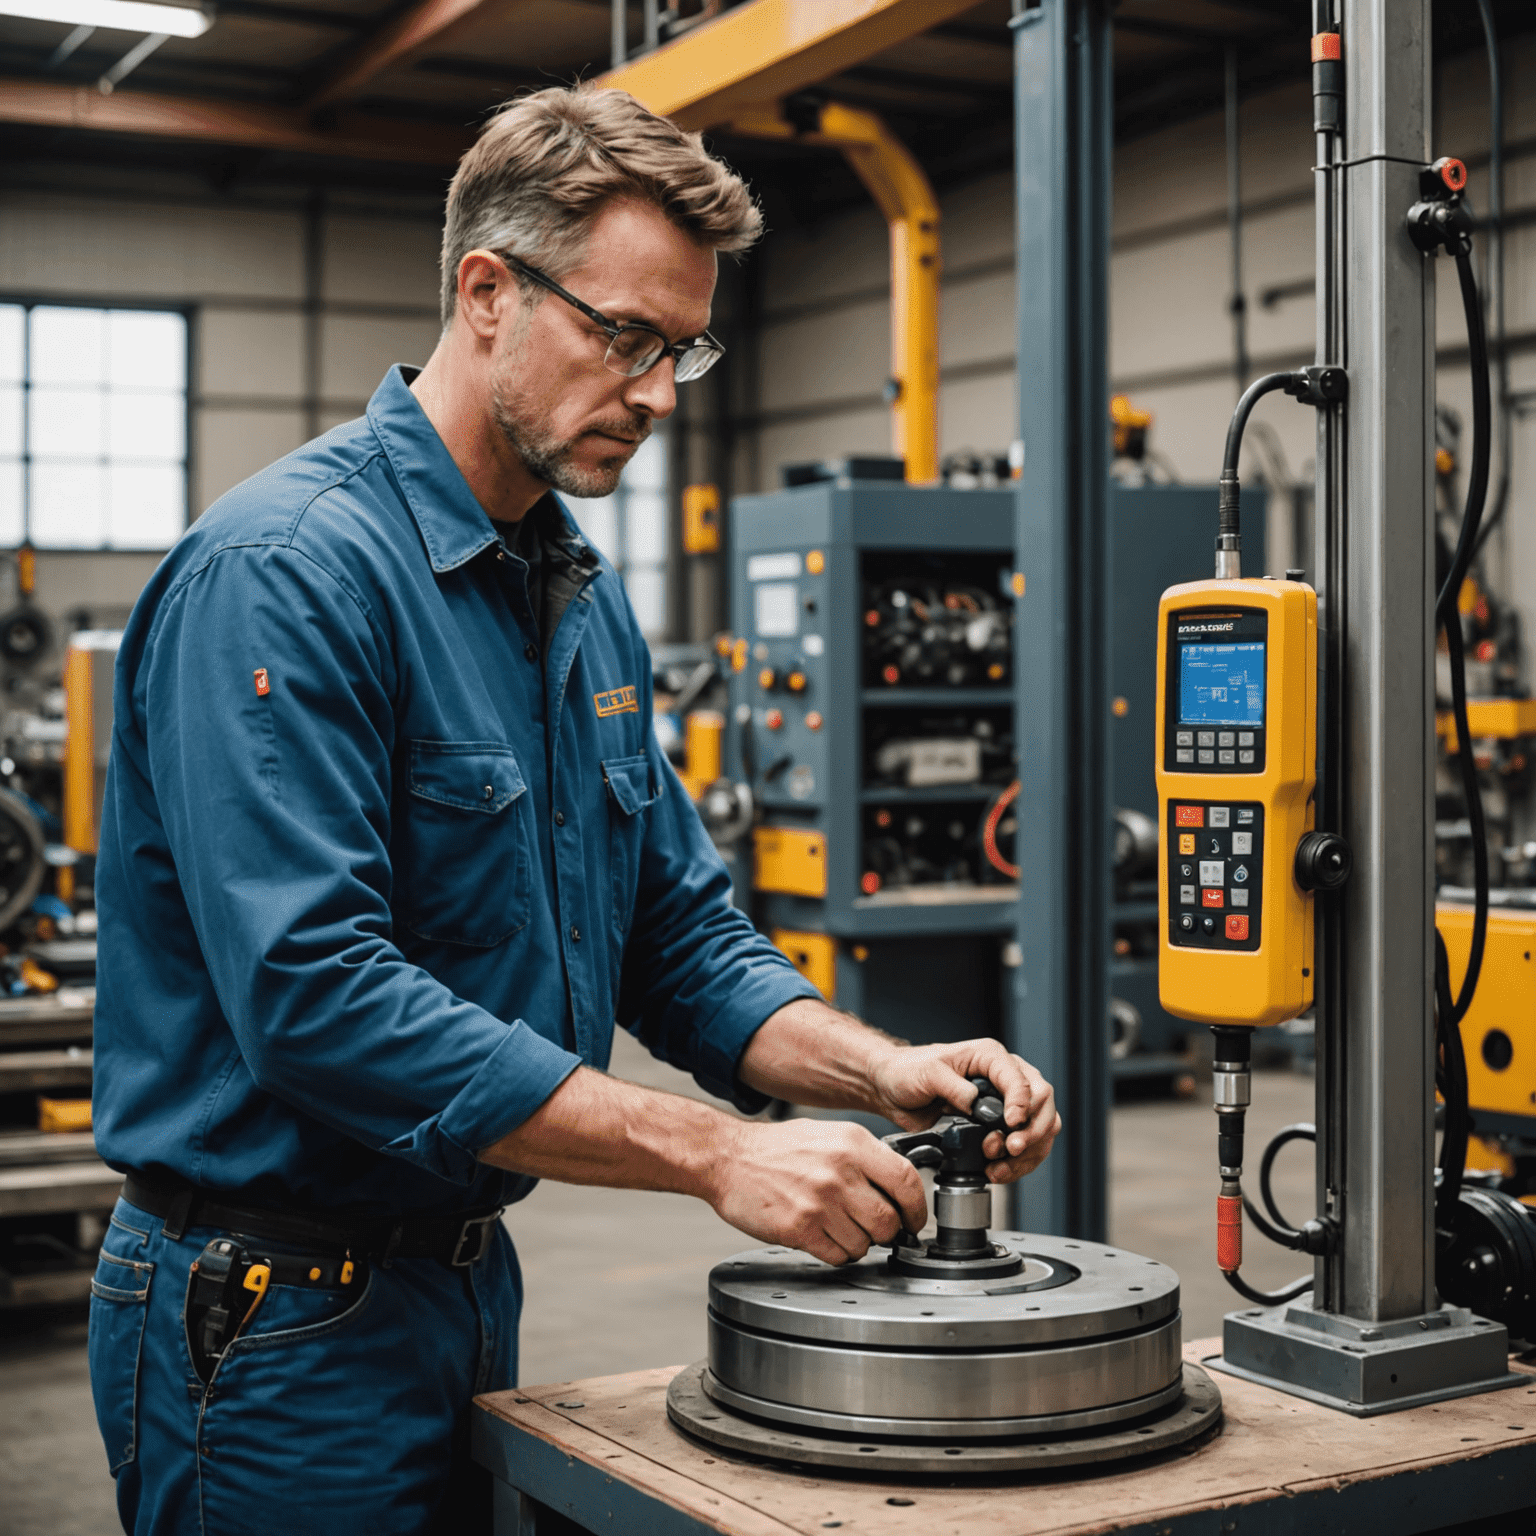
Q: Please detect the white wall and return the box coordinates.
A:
[0,183,442,634]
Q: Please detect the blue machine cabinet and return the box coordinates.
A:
[726,477,1017,1052]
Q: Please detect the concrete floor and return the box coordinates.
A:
[0,1038,1333,1535]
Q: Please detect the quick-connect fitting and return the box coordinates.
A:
[1211,1026,1253,1275]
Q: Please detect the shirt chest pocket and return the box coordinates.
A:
[604,753,662,940]
[399,741,531,948]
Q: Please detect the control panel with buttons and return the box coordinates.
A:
[1155,576,1317,1027]
[1167,801,1263,951]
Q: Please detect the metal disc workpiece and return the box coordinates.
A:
[684,1232,1211,1460]
[667,1360,1223,1476]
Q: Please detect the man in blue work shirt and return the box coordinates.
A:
[90,85,1059,1534]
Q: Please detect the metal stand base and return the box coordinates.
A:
[666,1360,1223,1476]
[1214,1295,1523,1416]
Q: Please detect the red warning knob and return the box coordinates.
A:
[860,871,882,895]
[1440,157,1467,193]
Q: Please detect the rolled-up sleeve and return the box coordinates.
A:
[142,543,579,1183]
[615,676,819,1111]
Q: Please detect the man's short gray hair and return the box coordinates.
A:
[439,84,763,327]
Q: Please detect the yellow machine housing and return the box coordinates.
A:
[753,827,827,898]
[771,929,837,1001]
[1155,579,1317,1026]
[1437,903,1536,1124]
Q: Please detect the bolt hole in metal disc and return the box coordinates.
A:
[667,1361,1223,1476]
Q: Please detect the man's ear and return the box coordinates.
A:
[456,250,515,343]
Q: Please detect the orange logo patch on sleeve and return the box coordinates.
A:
[593,685,639,718]
[254,668,271,697]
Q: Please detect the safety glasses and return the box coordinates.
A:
[499,252,725,383]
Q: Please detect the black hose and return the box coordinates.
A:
[1470,0,1509,561]
[1435,928,1472,1235]
[1218,372,1298,551]
[1441,608,1489,1028]
[1434,252,1493,630]
[1222,1268,1313,1306]
[1258,1123,1314,1234]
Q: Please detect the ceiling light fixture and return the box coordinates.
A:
[3,1,210,39]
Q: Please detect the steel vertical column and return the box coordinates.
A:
[1009,0,1112,1240]
[1326,0,1439,1323]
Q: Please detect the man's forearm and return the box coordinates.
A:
[737,997,901,1113]
[477,1066,734,1200]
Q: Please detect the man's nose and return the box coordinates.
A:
[624,356,677,421]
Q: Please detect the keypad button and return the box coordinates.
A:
[1179,862,1194,878]
[1232,864,1249,884]
[1178,833,1196,855]
[1197,731,1216,747]
[1202,888,1225,908]
[1199,860,1224,885]
[1206,836,1222,856]
[1179,913,1195,933]
[1218,731,1236,747]
[1209,808,1230,828]
[1202,915,1217,934]
[1225,914,1249,941]
[1231,831,1252,855]
[1198,749,1215,765]
[1236,808,1255,825]
[1175,730,1194,747]
[1238,750,1255,765]
[1218,749,1236,765]
[1230,887,1249,908]
[1175,806,1204,827]
[1179,884,1196,905]
[1238,731,1254,746]
[1176,749,1194,764]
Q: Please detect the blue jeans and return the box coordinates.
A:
[88,1197,521,1535]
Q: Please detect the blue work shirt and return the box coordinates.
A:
[94,365,817,1218]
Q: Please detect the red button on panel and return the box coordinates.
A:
[1225,914,1249,941]
[1202,889,1225,908]
[1175,805,1204,827]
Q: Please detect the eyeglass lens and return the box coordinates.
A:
[602,328,722,383]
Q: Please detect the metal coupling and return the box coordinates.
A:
[1212,1067,1252,1111]
[933,1182,991,1235]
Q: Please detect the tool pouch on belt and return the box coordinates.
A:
[184,1236,358,1382]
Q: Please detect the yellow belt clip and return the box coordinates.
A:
[242,1262,271,1297]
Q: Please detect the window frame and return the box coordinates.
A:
[0,294,195,552]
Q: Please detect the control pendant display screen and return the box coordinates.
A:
[1179,641,1265,727]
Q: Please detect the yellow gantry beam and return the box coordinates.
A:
[598,0,960,484]
[728,103,940,483]
[597,0,984,133]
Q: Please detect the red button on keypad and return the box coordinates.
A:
[1225,914,1249,940]
[1202,889,1224,908]
[1175,805,1204,827]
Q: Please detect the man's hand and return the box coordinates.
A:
[867,1039,1060,1184]
[872,1038,1062,1179]
[710,1118,928,1266]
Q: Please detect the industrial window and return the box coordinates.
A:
[0,303,190,550]
[568,431,668,637]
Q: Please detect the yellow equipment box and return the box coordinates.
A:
[1437,903,1536,1123]
[752,827,827,898]
[1155,579,1317,1027]
[771,929,837,1001]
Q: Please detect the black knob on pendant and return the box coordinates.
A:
[1295,831,1352,892]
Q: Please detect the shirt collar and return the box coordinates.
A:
[366,364,603,581]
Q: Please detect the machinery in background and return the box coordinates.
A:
[722,465,1017,1065]
[0,550,115,1309]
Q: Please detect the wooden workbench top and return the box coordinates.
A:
[473,1340,1536,1536]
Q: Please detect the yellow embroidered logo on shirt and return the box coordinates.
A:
[593,685,639,718]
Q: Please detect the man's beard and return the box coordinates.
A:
[492,374,650,500]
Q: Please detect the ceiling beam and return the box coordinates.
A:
[307,0,505,112]
[0,77,470,164]
[596,0,986,132]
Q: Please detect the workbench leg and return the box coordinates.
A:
[491,1477,536,1535]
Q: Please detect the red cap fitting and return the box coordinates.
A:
[1440,158,1468,193]
[1217,1194,1243,1273]
[1311,31,1341,62]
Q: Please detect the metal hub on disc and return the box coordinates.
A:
[666,1231,1221,1472]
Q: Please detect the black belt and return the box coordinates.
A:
[123,1172,504,1268]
